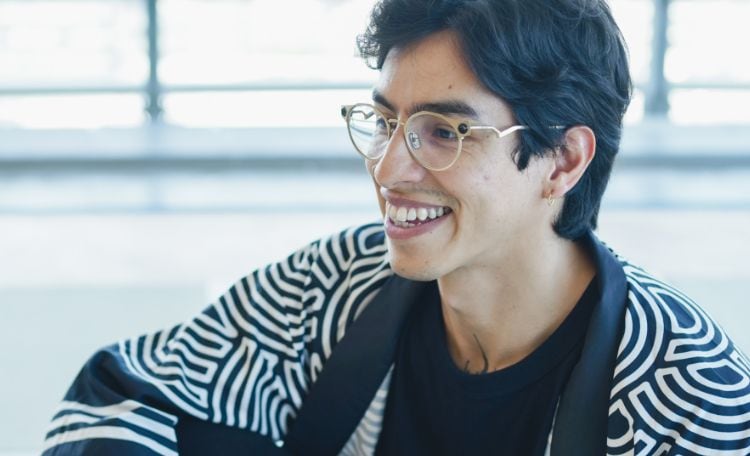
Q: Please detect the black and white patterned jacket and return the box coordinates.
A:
[43,223,750,455]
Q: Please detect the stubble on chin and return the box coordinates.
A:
[386,244,442,282]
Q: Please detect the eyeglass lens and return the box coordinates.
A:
[347,104,462,170]
[347,105,389,159]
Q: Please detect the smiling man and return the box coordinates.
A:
[45,0,750,455]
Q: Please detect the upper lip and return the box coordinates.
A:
[381,190,448,209]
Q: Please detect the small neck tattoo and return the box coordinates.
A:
[462,333,490,374]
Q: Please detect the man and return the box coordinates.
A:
[44,0,750,455]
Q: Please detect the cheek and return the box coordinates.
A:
[452,178,492,228]
[463,169,514,227]
[366,162,387,215]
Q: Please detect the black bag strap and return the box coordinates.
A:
[284,275,426,456]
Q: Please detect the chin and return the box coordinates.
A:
[386,244,443,282]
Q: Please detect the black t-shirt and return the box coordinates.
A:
[375,279,598,456]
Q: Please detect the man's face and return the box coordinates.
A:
[368,31,553,281]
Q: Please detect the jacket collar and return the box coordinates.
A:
[550,231,629,455]
[285,274,427,456]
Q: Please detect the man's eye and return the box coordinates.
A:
[434,127,457,140]
[375,117,388,131]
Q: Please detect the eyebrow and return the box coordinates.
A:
[372,89,479,119]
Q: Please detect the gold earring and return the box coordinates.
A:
[546,191,555,207]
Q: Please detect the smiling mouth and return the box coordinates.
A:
[386,202,452,228]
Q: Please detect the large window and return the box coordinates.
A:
[0,0,147,128]
[1,0,747,131]
[0,0,376,129]
[666,0,750,124]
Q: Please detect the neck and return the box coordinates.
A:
[437,232,596,374]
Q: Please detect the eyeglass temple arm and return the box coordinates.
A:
[472,124,566,138]
[471,125,528,139]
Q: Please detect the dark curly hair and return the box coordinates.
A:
[357,0,632,239]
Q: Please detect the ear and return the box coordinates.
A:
[545,125,596,199]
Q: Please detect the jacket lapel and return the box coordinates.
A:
[550,232,629,455]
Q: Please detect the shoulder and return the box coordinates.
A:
[607,260,750,454]
[297,222,391,318]
[220,221,390,323]
[309,221,389,276]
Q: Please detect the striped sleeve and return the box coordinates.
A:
[44,397,179,456]
[43,223,392,455]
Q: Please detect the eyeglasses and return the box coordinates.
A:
[340,103,528,171]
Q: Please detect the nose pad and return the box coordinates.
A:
[407,131,422,150]
[372,123,426,187]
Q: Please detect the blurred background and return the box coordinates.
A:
[0,0,748,454]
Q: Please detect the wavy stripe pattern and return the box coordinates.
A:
[607,264,750,455]
[44,400,178,456]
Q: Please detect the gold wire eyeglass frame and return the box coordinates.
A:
[341,103,528,171]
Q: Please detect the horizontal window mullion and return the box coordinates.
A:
[0,86,146,96]
[669,82,750,90]
[0,82,375,97]
[160,82,374,93]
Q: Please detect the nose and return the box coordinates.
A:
[371,123,429,189]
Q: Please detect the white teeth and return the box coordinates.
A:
[387,203,449,225]
[396,207,408,222]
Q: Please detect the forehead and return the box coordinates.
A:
[374,30,512,120]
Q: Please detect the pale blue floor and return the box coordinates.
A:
[1,170,749,454]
